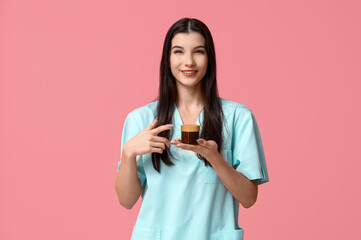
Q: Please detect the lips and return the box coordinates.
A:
[181,70,198,72]
[181,70,198,76]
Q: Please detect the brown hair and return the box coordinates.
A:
[151,17,224,173]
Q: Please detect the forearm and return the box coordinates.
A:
[207,152,258,208]
[115,147,142,209]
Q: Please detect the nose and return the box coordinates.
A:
[184,53,195,67]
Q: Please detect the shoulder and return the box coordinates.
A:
[126,100,159,124]
[219,98,256,149]
[219,97,252,116]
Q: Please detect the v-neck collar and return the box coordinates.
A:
[173,104,204,128]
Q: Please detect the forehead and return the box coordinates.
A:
[171,32,205,47]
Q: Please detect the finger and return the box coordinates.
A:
[175,142,200,153]
[152,124,173,135]
[151,141,167,151]
[170,138,181,144]
[150,146,164,154]
[196,138,216,150]
[152,135,170,148]
[145,118,158,131]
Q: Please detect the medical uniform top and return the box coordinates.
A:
[117,98,269,240]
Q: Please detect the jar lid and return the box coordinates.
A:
[181,124,200,132]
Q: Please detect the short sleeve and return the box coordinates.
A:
[117,112,146,188]
[232,107,269,185]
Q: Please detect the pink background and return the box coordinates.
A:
[1,0,360,239]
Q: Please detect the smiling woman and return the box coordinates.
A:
[115,17,270,240]
[170,32,208,88]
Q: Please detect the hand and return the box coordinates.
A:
[124,118,173,158]
[170,138,219,161]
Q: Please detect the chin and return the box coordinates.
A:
[177,79,202,88]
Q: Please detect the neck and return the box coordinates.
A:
[176,82,204,110]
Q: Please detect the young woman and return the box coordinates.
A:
[115,17,269,240]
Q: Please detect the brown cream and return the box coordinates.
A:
[181,124,200,145]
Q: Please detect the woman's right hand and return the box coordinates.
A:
[123,118,173,158]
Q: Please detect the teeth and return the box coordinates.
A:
[184,71,196,73]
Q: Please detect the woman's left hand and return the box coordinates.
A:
[170,138,219,160]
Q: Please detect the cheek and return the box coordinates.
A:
[170,58,180,70]
[170,62,179,77]
[198,56,208,68]
[204,60,208,69]
[200,59,208,73]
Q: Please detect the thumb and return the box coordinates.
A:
[145,117,158,130]
[196,138,215,150]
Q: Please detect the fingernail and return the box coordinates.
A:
[167,124,173,128]
[196,139,203,144]
[155,117,158,120]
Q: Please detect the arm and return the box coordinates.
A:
[170,138,258,208]
[207,151,258,208]
[115,144,142,209]
[115,118,172,209]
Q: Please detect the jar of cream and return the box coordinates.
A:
[181,124,200,145]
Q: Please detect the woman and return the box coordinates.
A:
[115,17,269,240]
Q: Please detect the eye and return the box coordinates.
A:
[173,50,182,54]
[195,50,205,54]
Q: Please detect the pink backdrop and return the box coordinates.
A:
[1,0,360,239]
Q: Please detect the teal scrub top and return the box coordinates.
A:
[117,98,269,240]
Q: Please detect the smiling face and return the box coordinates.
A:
[170,32,208,88]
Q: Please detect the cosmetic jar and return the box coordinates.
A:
[181,124,200,145]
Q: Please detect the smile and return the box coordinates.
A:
[181,70,198,76]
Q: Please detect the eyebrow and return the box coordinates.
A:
[171,45,206,50]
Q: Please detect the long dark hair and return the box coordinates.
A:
[151,17,224,173]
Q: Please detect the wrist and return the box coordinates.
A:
[206,151,221,165]
[122,143,136,160]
